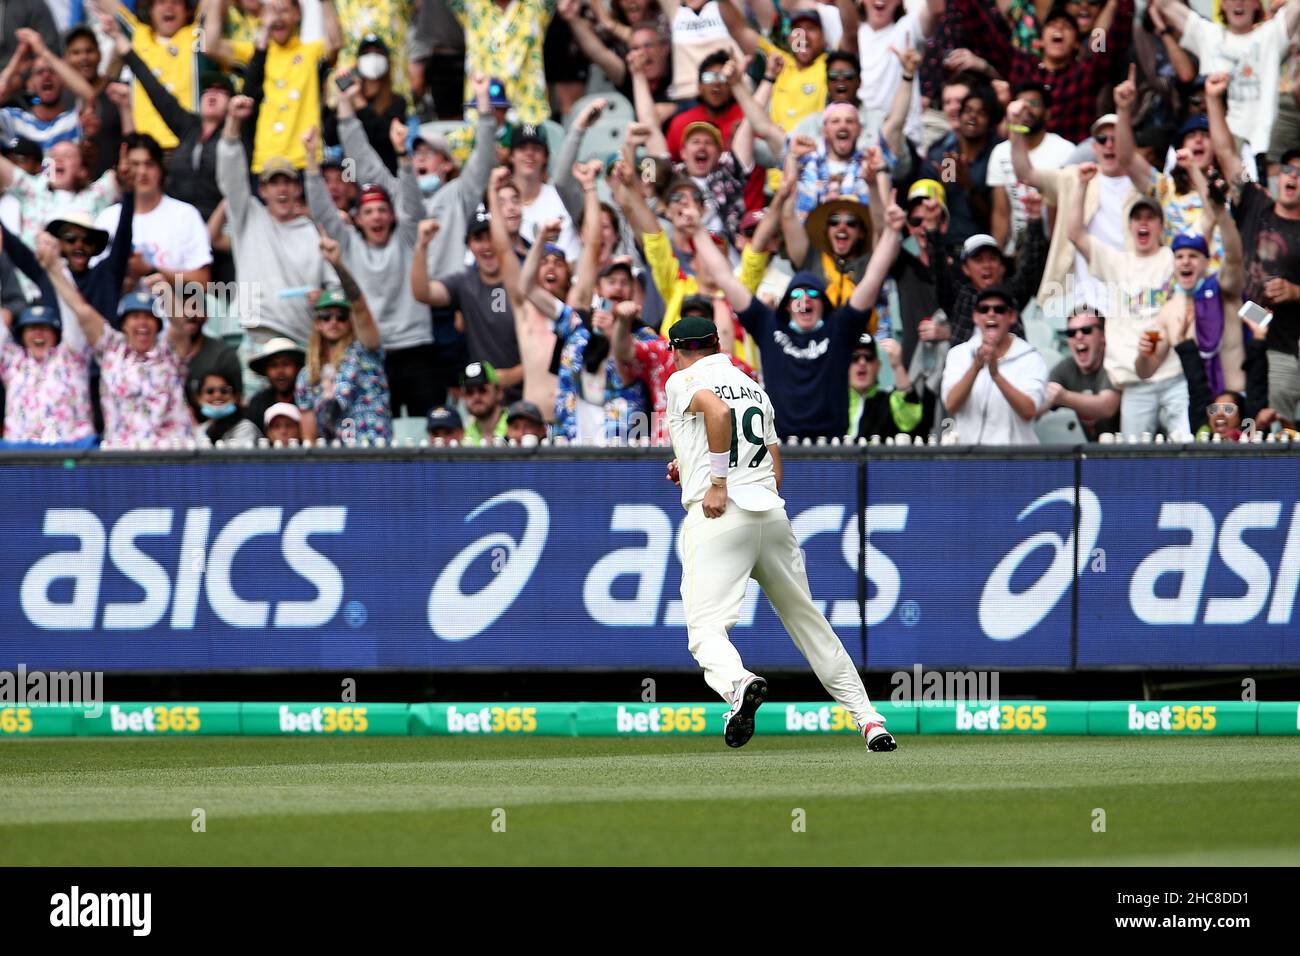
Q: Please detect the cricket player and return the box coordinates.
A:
[664,315,896,752]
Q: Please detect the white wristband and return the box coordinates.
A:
[709,451,729,479]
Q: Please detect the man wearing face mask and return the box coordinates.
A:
[325,33,410,175]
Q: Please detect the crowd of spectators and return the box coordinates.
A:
[1,0,1299,450]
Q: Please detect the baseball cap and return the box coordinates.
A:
[426,406,463,432]
[461,361,499,387]
[14,305,62,342]
[117,290,161,323]
[598,257,634,279]
[789,8,821,26]
[315,288,350,311]
[679,294,714,318]
[199,71,235,96]
[466,205,492,238]
[1128,195,1164,220]
[974,284,1015,308]
[510,124,549,153]
[321,144,345,169]
[852,331,878,359]
[2,137,41,162]
[541,243,567,262]
[259,157,299,183]
[485,78,512,109]
[668,314,719,347]
[1171,233,1209,256]
[357,33,389,56]
[1042,5,1080,31]
[413,132,454,159]
[681,121,722,147]
[358,182,392,208]
[666,177,705,203]
[263,403,302,428]
[1178,114,1210,141]
[961,234,1002,261]
[906,178,947,209]
[506,400,545,425]
[249,337,306,376]
[1091,113,1119,136]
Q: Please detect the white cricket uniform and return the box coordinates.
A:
[666,353,885,729]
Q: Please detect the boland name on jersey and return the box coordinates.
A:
[665,353,785,513]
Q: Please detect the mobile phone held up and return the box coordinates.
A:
[336,72,356,93]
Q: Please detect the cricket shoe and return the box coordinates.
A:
[723,674,768,748]
[863,722,897,752]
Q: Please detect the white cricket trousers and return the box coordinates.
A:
[679,503,885,730]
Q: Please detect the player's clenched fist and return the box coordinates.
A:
[702,482,727,518]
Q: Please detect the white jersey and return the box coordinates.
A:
[666,352,784,513]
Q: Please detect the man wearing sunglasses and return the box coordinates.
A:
[664,51,744,161]
[941,284,1047,444]
[1207,74,1300,424]
[1041,307,1120,441]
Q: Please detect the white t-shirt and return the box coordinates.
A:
[667,352,784,512]
[1181,12,1291,155]
[1089,243,1180,388]
[1072,172,1133,315]
[519,183,581,263]
[986,133,1075,255]
[857,10,925,146]
[940,335,1047,445]
[93,195,213,286]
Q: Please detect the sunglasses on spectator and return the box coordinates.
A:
[1094,134,1114,146]
[828,215,860,227]
[1280,164,1300,178]
[1207,403,1238,415]
[669,190,701,205]
[827,69,859,81]
[906,215,925,227]
[316,310,350,324]
[202,384,235,396]
[975,302,1011,314]
[1065,324,1098,337]
[789,288,820,300]
[60,229,94,247]
[851,351,876,363]
[700,71,726,85]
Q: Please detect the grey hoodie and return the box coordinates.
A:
[216,136,330,344]
[337,113,498,279]
[306,151,427,351]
